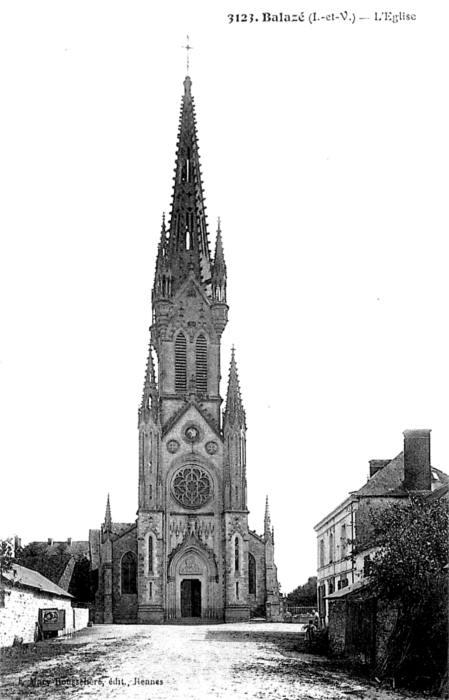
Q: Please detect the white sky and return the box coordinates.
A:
[0,1,447,594]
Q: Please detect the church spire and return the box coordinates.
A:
[223,347,246,429]
[212,218,227,303]
[165,75,212,295]
[104,493,112,532]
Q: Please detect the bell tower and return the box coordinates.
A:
[131,73,280,625]
[150,75,228,430]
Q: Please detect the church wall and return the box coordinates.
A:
[137,512,164,623]
[248,534,266,615]
[223,513,250,621]
[112,530,138,624]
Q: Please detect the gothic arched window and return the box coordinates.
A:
[121,552,137,594]
[248,553,256,595]
[175,333,187,393]
[195,334,207,394]
[235,536,240,572]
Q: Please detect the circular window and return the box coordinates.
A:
[172,466,212,509]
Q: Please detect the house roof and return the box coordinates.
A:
[2,564,73,598]
[326,580,368,600]
[353,453,449,498]
[425,483,449,501]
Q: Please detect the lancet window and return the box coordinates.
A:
[121,552,137,594]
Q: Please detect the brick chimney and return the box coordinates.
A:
[48,538,53,546]
[67,538,72,545]
[403,429,431,491]
[369,459,391,478]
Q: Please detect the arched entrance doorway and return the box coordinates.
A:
[181,579,201,617]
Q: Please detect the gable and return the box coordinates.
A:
[162,401,223,442]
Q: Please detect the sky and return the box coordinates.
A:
[0,1,448,594]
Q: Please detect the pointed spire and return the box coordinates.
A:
[153,213,172,300]
[140,343,157,415]
[212,218,227,303]
[104,493,112,531]
[165,76,212,295]
[264,496,273,540]
[223,346,246,429]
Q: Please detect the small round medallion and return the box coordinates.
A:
[183,422,202,444]
[167,439,180,454]
[205,441,218,455]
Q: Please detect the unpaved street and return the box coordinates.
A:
[0,623,432,700]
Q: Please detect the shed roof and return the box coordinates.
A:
[326,580,368,600]
[2,564,73,598]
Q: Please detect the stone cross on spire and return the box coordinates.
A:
[182,35,193,74]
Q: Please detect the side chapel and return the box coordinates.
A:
[89,74,281,623]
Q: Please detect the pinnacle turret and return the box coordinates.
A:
[223,347,246,429]
[212,218,227,303]
[139,343,158,419]
[163,76,212,295]
[104,493,112,532]
[153,214,172,300]
[264,496,272,540]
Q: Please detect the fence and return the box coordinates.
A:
[285,606,316,616]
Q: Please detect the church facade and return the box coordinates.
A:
[89,75,281,624]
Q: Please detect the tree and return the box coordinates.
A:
[286,576,317,606]
[0,538,15,579]
[367,497,449,691]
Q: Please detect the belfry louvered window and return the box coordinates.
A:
[195,334,207,393]
[175,333,187,393]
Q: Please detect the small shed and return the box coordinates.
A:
[0,564,88,647]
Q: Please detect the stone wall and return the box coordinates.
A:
[328,593,398,666]
[112,529,138,623]
[0,585,83,647]
[328,598,346,655]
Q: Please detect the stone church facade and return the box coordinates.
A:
[89,75,281,624]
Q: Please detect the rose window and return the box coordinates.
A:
[172,466,212,508]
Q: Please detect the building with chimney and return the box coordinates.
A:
[314,429,448,626]
[89,75,281,624]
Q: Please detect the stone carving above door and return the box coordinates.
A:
[179,555,203,575]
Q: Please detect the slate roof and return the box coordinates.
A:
[111,523,136,539]
[17,554,71,585]
[2,564,73,598]
[89,529,101,570]
[353,452,449,498]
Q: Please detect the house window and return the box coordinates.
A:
[319,539,325,568]
[121,552,137,594]
[195,334,207,393]
[248,554,256,595]
[329,532,334,563]
[149,582,153,599]
[235,537,240,572]
[236,581,239,599]
[340,524,347,558]
[175,333,187,393]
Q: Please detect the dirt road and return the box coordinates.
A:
[0,623,434,699]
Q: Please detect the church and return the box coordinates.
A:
[89,74,281,624]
